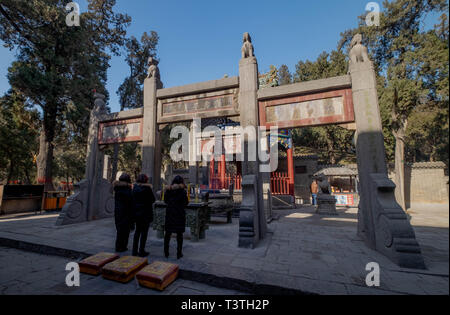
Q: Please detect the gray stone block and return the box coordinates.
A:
[316,194,338,215]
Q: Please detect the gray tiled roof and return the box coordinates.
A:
[314,166,358,176]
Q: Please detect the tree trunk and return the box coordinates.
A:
[7,158,14,183]
[327,139,336,164]
[37,129,55,191]
[325,127,337,164]
[391,86,408,212]
[24,167,31,185]
[66,174,71,194]
[393,122,407,211]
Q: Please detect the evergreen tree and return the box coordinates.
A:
[293,50,354,164]
[278,64,292,85]
[0,89,40,183]
[111,31,160,181]
[117,31,160,111]
[0,0,130,189]
[338,0,448,209]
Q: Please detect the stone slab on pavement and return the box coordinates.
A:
[0,204,448,295]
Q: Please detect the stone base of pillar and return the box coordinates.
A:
[56,179,114,226]
[316,194,338,215]
[56,180,89,225]
[93,178,115,219]
[360,173,426,269]
[238,175,260,249]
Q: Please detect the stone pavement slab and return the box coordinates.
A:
[0,246,246,295]
[0,204,448,295]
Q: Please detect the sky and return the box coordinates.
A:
[0,0,442,112]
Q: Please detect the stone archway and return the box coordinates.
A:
[57,33,425,269]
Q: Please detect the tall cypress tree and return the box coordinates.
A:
[0,0,131,190]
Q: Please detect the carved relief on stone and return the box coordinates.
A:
[146,57,160,80]
[349,34,370,65]
[368,173,425,269]
[241,32,254,59]
[238,175,259,248]
[56,180,89,225]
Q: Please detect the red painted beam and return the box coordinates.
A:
[287,148,295,196]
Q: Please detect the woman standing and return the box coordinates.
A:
[163,176,189,259]
[113,173,134,252]
[132,174,155,257]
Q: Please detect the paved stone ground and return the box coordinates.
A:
[0,246,247,295]
[0,203,448,295]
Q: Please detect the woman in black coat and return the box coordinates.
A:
[132,174,155,257]
[113,173,134,252]
[164,175,189,259]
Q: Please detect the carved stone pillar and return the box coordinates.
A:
[56,93,114,225]
[349,34,425,269]
[142,60,163,191]
[188,120,200,185]
[103,155,111,181]
[238,33,267,247]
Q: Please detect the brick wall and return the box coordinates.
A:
[388,162,449,205]
[292,156,319,203]
[291,158,449,206]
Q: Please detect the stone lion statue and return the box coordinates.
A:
[315,174,331,195]
[93,92,106,109]
[241,32,254,59]
[93,92,105,101]
[349,34,370,64]
[146,57,160,80]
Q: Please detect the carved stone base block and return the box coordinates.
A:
[316,194,338,215]
[56,179,114,226]
[56,180,89,225]
[93,178,115,219]
[238,175,259,249]
[366,173,426,269]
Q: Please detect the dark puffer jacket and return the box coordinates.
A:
[113,181,134,230]
[132,183,155,224]
[164,184,189,233]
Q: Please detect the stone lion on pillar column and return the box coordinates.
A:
[241,32,254,59]
[93,92,106,108]
[316,174,331,195]
[349,34,370,64]
[146,57,160,80]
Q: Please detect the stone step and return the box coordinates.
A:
[271,195,295,209]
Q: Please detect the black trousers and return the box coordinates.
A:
[164,231,183,255]
[115,225,131,251]
[133,221,150,254]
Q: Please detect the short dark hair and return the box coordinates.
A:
[119,173,131,184]
[136,174,148,184]
[171,175,185,186]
